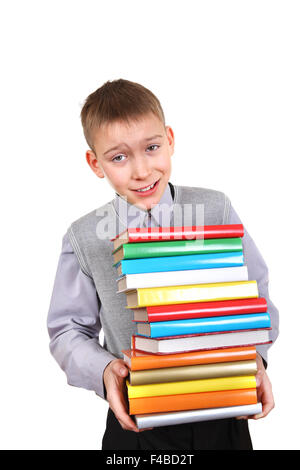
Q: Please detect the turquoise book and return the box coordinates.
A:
[135,313,271,338]
[115,251,244,276]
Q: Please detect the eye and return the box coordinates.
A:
[112,154,126,162]
[147,144,159,152]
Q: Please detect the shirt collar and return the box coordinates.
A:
[112,183,174,229]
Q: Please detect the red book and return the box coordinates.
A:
[111,224,244,250]
[132,297,268,323]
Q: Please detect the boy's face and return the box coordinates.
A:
[86,113,174,210]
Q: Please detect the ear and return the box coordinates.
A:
[85,150,105,179]
[165,126,175,155]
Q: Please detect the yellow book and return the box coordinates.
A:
[126,375,256,399]
[126,281,258,308]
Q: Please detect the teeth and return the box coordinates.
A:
[137,182,155,192]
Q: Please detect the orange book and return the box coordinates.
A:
[129,388,257,415]
[123,346,257,371]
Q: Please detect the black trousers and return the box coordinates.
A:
[102,408,253,450]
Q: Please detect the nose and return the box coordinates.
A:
[132,155,152,180]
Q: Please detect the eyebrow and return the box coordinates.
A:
[103,134,163,156]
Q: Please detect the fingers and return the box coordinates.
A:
[252,371,275,419]
[115,408,140,433]
[104,360,154,432]
[104,359,140,432]
[109,390,140,432]
[236,363,275,421]
[253,394,275,419]
[109,359,129,378]
[255,369,263,388]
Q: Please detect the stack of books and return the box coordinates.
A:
[112,225,272,429]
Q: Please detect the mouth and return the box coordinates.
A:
[132,179,160,196]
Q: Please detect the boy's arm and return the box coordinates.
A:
[47,233,116,399]
[228,203,278,419]
[228,204,279,364]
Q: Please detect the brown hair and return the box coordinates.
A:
[81,79,165,151]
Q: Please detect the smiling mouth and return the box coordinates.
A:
[133,180,159,192]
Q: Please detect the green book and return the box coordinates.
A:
[113,238,243,264]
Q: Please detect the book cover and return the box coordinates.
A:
[126,280,258,308]
[132,298,268,322]
[129,388,258,414]
[128,359,257,385]
[134,403,262,429]
[116,251,244,276]
[131,328,271,354]
[136,313,271,338]
[117,266,249,292]
[127,375,256,399]
[113,237,243,264]
[112,224,244,250]
[122,346,257,371]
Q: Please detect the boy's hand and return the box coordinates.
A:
[103,359,153,433]
[236,353,275,420]
[253,354,275,419]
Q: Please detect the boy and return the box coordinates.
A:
[47,79,278,450]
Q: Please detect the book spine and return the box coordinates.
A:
[132,330,272,355]
[122,238,243,259]
[134,281,258,307]
[135,403,262,429]
[116,251,244,274]
[127,224,244,242]
[118,266,248,292]
[129,388,258,414]
[144,298,268,322]
[129,359,258,385]
[127,375,256,399]
[123,346,257,370]
[139,313,271,338]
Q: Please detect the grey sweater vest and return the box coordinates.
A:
[67,185,231,359]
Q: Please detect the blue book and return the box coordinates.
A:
[136,312,271,338]
[115,251,244,275]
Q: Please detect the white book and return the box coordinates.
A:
[132,328,271,354]
[117,266,248,293]
[134,403,262,429]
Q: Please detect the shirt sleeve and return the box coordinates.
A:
[228,205,279,366]
[47,232,116,399]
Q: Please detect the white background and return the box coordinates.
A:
[0,0,299,450]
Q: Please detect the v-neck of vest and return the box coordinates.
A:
[110,183,180,229]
